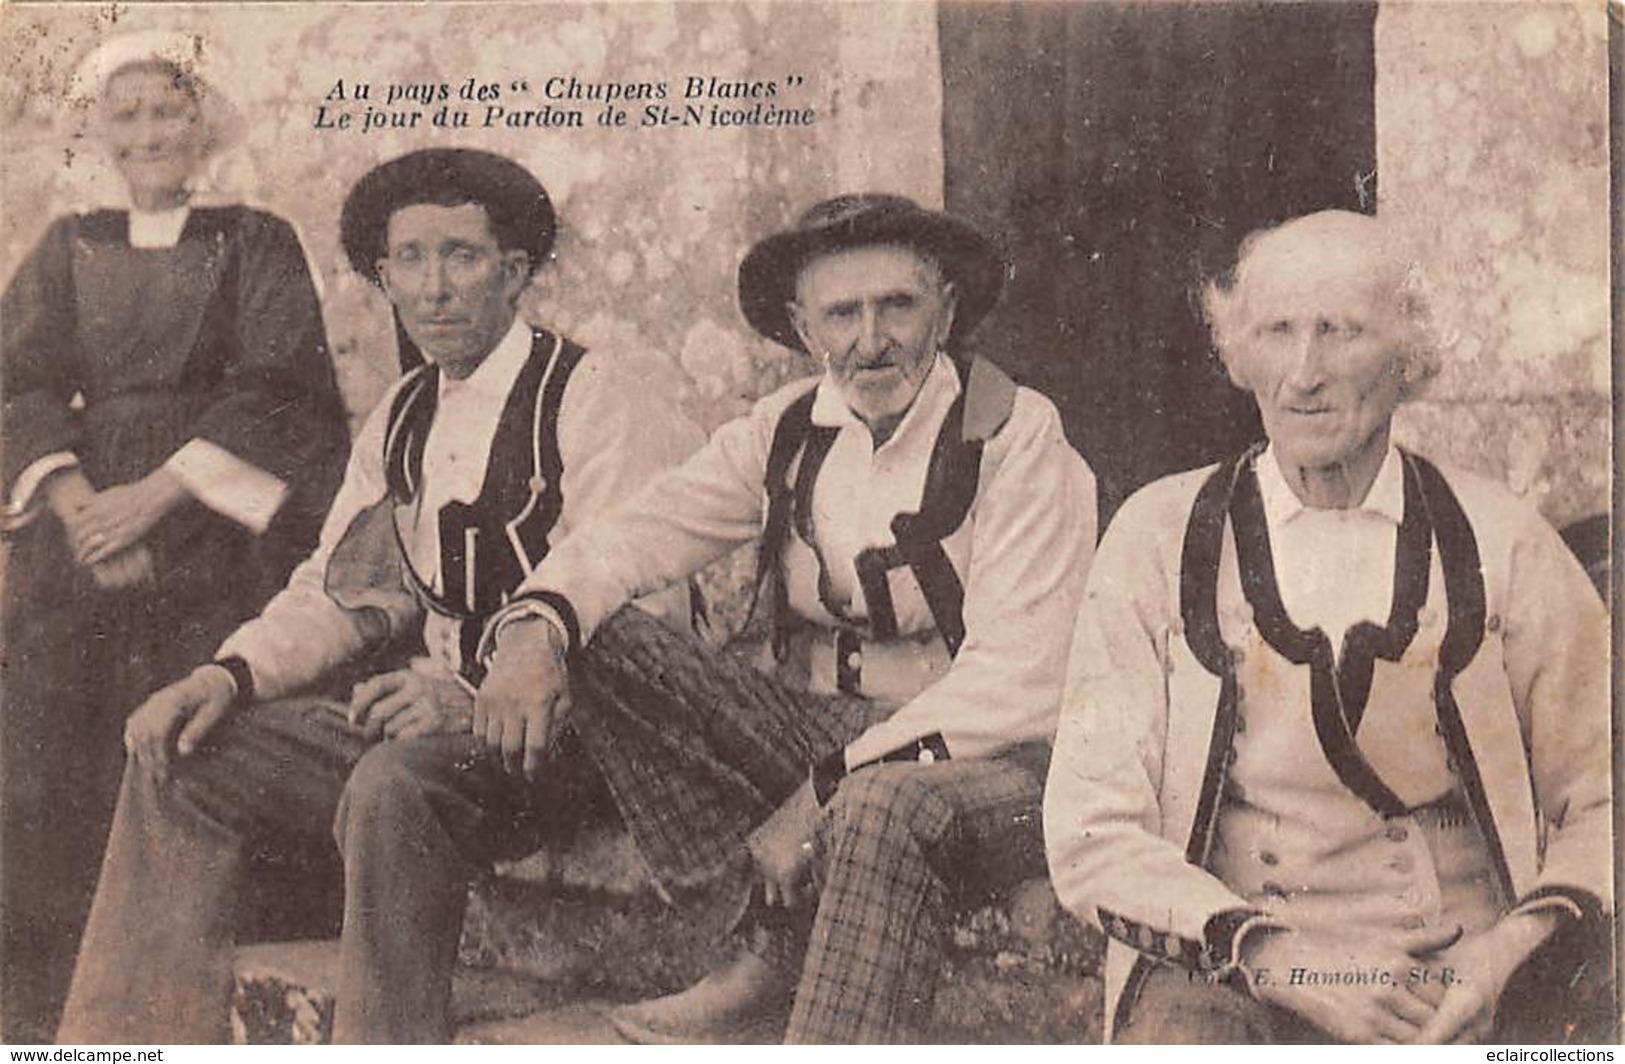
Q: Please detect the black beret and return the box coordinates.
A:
[340,148,556,284]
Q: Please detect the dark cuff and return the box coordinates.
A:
[211,655,257,710]
[811,733,951,808]
[1203,907,1272,971]
[1096,905,1269,973]
[509,590,581,655]
[857,732,951,772]
[1514,885,1606,931]
[811,748,847,807]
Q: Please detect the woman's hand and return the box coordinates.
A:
[43,466,96,532]
[72,467,189,565]
[89,544,156,590]
[41,467,152,586]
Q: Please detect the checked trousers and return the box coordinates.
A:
[574,608,1052,1043]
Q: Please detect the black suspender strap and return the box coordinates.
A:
[383,367,436,503]
[1178,447,1498,860]
[753,358,1017,664]
[752,388,818,661]
[1177,450,1250,867]
[885,389,984,656]
[380,331,588,683]
[535,337,587,517]
[1408,452,1509,901]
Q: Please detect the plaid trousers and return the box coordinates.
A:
[576,609,1051,1043]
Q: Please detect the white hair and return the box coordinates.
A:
[1201,211,1444,402]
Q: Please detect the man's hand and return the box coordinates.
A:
[71,468,188,566]
[746,779,822,909]
[1410,912,1557,1044]
[88,543,157,590]
[472,616,571,779]
[1245,925,1459,1044]
[348,668,474,741]
[123,664,238,777]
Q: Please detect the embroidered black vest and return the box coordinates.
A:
[382,328,587,682]
[753,357,1015,669]
[1176,446,1505,886]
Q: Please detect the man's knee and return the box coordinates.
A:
[334,744,426,854]
[824,765,955,853]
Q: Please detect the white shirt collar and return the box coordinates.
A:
[438,315,534,402]
[809,353,961,453]
[1256,442,1405,527]
[128,205,191,249]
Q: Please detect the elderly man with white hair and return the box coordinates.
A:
[1043,210,1610,1044]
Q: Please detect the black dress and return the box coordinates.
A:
[0,206,347,1041]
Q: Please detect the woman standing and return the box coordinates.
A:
[1,31,347,1041]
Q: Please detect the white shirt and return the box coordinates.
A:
[219,316,701,698]
[405,317,535,586]
[793,354,965,625]
[1255,443,1405,658]
[509,354,1099,766]
[402,318,537,675]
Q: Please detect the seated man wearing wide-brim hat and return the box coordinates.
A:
[474,194,1100,1042]
[57,148,698,1043]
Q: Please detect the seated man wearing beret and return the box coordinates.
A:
[474,194,1099,1042]
[57,148,699,1043]
[1044,210,1611,1044]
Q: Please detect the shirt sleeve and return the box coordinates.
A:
[509,381,814,639]
[1499,500,1612,921]
[550,351,708,627]
[841,393,1098,766]
[1043,480,1260,952]
[216,394,421,700]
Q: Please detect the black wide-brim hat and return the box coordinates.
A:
[341,148,556,284]
[738,194,1006,352]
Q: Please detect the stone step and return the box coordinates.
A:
[231,827,1106,1044]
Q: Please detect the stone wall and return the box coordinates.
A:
[4,2,1608,528]
[1377,1,1611,529]
[0,2,944,437]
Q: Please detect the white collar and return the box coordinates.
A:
[128,205,191,249]
[809,353,961,452]
[437,316,534,401]
[1257,442,1405,527]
